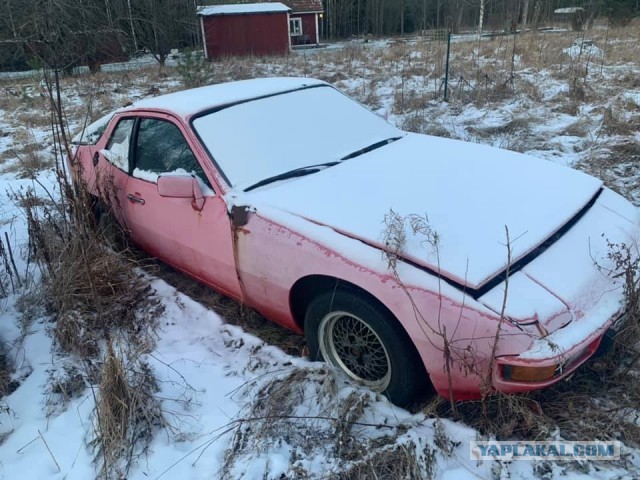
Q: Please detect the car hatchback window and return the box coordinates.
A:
[104,118,134,171]
[134,118,211,188]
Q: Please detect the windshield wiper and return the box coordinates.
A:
[244,162,339,192]
[340,136,402,161]
[243,137,402,192]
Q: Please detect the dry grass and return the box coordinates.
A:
[45,229,159,357]
[602,104,640,136]
[50,365,85,401]
[0,82,44,112]
[336,442,433,480]
[576,141,640,204]
[2,144,53,178]
[221,367,439,479]
[562,117,592,137]
[0,347,15,398]
[392,88,429,114]
[16,170,163,359]
[437,238,640,453]
[434,364,640,453]
[10,130,165,474]
[15,111,50,127]
[92,341,162,479]
[467,116,531,138]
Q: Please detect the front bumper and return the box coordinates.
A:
[493,310,625,393]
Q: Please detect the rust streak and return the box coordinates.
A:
[230,206,250,301]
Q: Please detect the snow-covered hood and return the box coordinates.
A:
[244,133,603,290]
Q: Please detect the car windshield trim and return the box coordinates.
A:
[244,162,339,192]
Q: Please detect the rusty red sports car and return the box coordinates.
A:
[71,78,638,406]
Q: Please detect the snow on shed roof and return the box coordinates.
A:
[125,77,326,118]
[554,7,584,14]
[197,3,290,16]
[272,0,323,13]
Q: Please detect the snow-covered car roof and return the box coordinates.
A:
[125,77,326,119]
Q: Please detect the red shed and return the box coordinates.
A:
[198,3,292,59]
[277,0,324,47]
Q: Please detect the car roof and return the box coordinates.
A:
[125,77,327,119]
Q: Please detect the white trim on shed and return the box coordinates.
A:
[199,16,208,59]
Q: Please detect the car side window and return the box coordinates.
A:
[133,118,212,189]
[103,118,134,171]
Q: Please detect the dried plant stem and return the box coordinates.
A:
[4,232,21,288]
[482,225,511,428]
[38,429,61,472]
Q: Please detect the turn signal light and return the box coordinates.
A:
[502,364,557,382]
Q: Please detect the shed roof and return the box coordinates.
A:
[280,0,323,13]
[554,7,584,14]
[198,3,290,16]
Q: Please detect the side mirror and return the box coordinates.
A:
[157,175,205,211]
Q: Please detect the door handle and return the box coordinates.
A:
[127,193,145,205]
[92,152,100,166]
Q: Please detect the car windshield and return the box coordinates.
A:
[192,85,403,190]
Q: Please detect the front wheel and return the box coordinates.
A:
[304,289,427,407]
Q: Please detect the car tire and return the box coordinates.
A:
[304,288,428,407]
[90,195,105,224]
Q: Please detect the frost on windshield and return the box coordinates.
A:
[192,85,402,190]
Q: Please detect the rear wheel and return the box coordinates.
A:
[304,289,427,406]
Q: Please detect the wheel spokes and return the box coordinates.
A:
[321,312,391,388]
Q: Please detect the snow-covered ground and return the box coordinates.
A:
[1,27,640,479]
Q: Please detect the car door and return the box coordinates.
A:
[124,114,243,300]
[94,117,136,226]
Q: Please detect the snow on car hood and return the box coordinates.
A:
[242,133,603,290]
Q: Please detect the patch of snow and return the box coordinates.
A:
[101,146,128,171]
[133,167,159,183]
[563,40,604,60]
[480,271,568,322]
[132,168,214,196]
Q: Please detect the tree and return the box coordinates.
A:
[521,0,531,28]
[0,0,128,72]
[132,0,197,65]
[605,0,639,24]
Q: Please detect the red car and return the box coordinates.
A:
[72,78,638,406]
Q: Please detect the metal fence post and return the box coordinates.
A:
[444,31,451,101]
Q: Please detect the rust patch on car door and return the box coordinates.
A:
[230,205,251,299]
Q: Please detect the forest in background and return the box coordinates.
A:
[0,0,639,71]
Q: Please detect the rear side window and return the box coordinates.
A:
[133,118,211,187]
[103,118,134,171]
